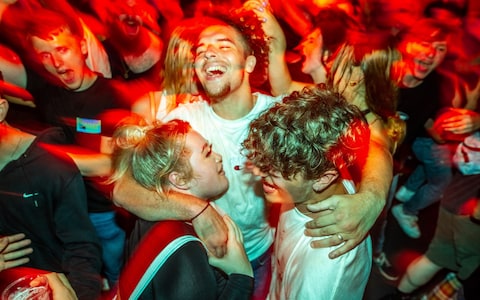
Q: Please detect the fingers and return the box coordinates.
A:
[223,215,243,244]
[309,237,357,259]
[4,257,30,270]
[207,244,227,259]
[5,236,31,253]
[306,197,337,213]
[304,212,336,230]
[327,240,358,259]
[6,233,27,244]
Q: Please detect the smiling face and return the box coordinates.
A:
[401,39,447,81]
[255,169,316,204]
[31,29,90,91]
[194,24,256,101]
[186,130,228,199]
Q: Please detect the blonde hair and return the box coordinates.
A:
[161,19,202,111]
[110,119,193,196]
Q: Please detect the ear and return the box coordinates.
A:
[0,98,8,123]
[312,170,339,193]
[245,55,256,73]
[168,172,190,191]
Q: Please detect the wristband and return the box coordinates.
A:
[470,215,480,226]
[191,202,210,222]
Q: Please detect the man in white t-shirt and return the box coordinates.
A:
[243,87,372,299]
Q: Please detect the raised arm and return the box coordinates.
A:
[244,0,311,96]
[305,123,392,258]
[113,172,228,257]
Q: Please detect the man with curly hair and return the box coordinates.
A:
[243,87,372,299]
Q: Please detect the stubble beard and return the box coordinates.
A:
[204,84,231,103]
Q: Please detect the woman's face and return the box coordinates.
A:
[184,130,228,200]
[333,62,366,107]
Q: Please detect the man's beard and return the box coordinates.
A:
[204,84,231,103]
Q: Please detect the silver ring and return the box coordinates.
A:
[337,233,344,241]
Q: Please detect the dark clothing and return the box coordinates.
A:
[25,70,131,212]
[102,39,162,88]
[120,220,254,299]
[441,171,480,215]
[0,128,102,300]
[397,72,443,147]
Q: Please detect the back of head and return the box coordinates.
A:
[329,31,400,121]
[243,86,370,181]
[162,18,205,97]
[313,7,359,55]
[424,0,468,24]
[110,119,193,195]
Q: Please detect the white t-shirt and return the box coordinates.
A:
[162,92,280,260]
[267,207,372,300]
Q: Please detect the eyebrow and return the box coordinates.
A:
[197,37,235,48]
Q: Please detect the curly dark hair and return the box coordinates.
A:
[243,86,370,181]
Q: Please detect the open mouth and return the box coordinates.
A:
[58,69,75,84]
[119,14,142,35]
[416,60,432,73]
[262,179,277,194]
[205,65,227,77]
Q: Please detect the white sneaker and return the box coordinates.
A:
[392,204,421,239]
[395,186,415,202]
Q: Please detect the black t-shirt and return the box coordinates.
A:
[25,70,131,212]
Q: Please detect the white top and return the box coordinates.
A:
[267,207,372,300]
[162,92,280,260]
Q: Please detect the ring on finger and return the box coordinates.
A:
[337,233,344,241]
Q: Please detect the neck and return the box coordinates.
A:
[296,183,345,217]
[309,68,327,84]
[0,126,35,170]
[401,73,423,88]
[78,70,98,91]
[211,86,256,120]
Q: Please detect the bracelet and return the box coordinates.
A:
[191,202,210,222]
[470,215,480,226]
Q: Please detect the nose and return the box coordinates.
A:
[51,53,63,69]
[251,166,267,177]
[424,44,436,59]
[204,45,217,59]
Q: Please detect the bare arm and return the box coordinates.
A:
[113,173,228,257]
[245,0,311,96]
[305,132,392,258]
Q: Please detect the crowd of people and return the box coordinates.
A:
[0,0,479,299]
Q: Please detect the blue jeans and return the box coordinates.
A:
[89,211,126,286]
[371,173,400,255]
[403,137,454,216]
[250,245,273,300]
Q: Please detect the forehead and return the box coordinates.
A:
[185,130,207,150]
[31,29,78,50]
[198,25,242,44]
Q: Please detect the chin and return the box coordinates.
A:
[265,194,288,204]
